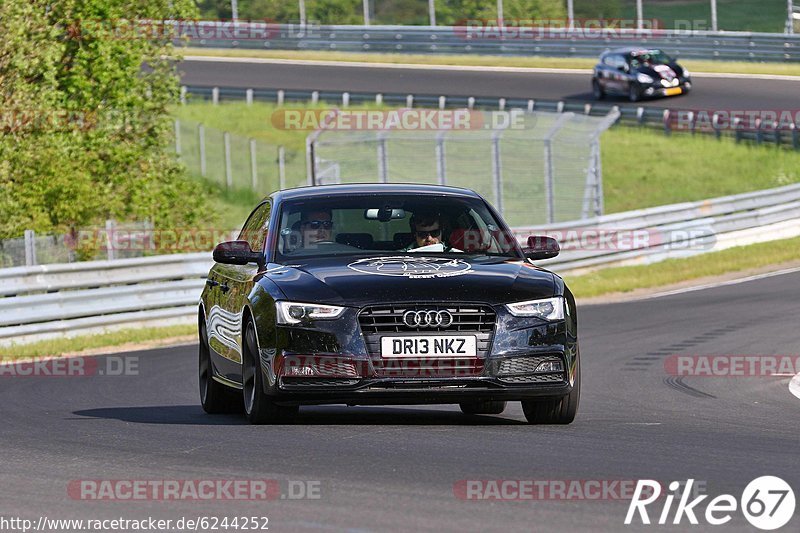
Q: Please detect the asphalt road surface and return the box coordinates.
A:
[2,269,798,531]
[179,57,800,112]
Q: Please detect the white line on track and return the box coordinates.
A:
[790,373,800,400]
[183,55,800,81]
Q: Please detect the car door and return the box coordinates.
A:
[211,201,272,382]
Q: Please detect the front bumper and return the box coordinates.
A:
[261,304,578,406]
[643,80,691,98]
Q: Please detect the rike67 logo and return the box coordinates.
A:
[626,477,795,530]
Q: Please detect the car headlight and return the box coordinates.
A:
[682,68,691,78]
[505,296,565,320]
[276,301,345,324]
[636,73,654,84]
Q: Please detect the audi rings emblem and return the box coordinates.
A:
[403,310,453,328]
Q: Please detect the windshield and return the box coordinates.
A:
[629,49,672,68]
[274,194,521,261]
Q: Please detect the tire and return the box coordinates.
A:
[521,355,580,425]
[459,400,507,415]
[242,321,299,425]
[199,319,242,414]
[628,83,641,103]
[592,80,605,100]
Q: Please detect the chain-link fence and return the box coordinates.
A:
[175,119,307,194]
[307,109,618,227]
[0,221,155,268]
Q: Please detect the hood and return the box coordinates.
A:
[638,63,681,81]
[262,255,556,308]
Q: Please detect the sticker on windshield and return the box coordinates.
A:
[347,256,472,279]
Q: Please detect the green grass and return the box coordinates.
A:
[183,48,800,77]
[566,235,800,298]
[621,0,788,33]
[0,325,196,359]
[601,127,800,213]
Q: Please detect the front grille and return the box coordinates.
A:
[358,304,495,334]
[358,304,496,378]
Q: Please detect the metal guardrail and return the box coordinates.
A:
[3,185,800,346]
[183,23,800,62]
[182,85,800,150]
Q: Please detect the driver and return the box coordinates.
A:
[300,209,334,248]
[404,211,459,252]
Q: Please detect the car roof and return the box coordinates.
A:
[270,183,483,203]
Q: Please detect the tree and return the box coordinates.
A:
[0,0,209,239]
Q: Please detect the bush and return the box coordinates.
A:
[0,0,211,239]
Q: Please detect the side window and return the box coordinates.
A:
[238,202,271,252]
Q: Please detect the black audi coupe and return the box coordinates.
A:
[592,47,692,102]
[199,184,580,424]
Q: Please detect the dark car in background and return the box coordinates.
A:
[592,48,692,102]
[199,184,580,425]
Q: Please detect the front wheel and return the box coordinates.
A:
[521,355,580,424]
[243,321,299,425]
[592,79,605,100]
[628,83,641,103]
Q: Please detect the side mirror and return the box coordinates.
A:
[620,63,629,73]
[213,240,263,266]
[524,236,560,260]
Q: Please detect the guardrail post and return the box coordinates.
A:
[277,90,285,106]
[406,94,414,108]
[775,123,783,147]
[342,92,350,107]
[376,93,383,105]
[180,86,187,105]
[734,117,742,143]
[105,219,116,261]
[224,132,233,188]
[249,138,258,191]
[467,97,475,110]
[174,119,181,157]
[278,145,286,189]
[756,118,764,145]
[498,98,506,111]
[24,230,37,266]
[792,122,799,150]
[198,124,206,177]
[636,107,644,125]
[212,87,219,105]
[311,91,319,105]
[712,112,722,139]
[528,99,535,112]
[439,96,446,109]
[246,89,253,105]
[663,109,671,136]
